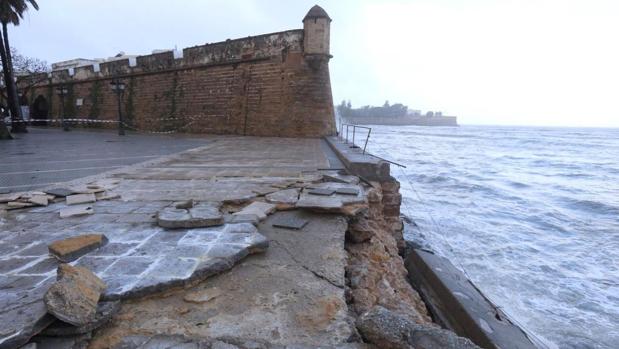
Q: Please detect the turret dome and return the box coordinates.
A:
[303,5,331,22]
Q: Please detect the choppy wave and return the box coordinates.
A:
[368,125,619,349]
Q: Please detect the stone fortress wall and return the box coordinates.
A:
[24,6,336,138]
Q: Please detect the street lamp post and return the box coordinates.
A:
[55,86,69,131]
[110,78,126,136]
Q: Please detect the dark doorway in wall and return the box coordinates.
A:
[31,95,49,126]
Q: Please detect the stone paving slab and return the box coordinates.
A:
[295,183,367,216]
[233,201,276,221]
[265,188,300,210]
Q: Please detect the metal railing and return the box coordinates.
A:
[338,122,407,168]
[339,123,372,154]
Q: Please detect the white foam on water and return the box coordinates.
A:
[369,125,619,349]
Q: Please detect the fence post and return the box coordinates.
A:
[363,128,371,154]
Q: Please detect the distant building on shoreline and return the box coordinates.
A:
[336,101,458,126]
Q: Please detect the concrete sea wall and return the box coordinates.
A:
[325,136,537,349]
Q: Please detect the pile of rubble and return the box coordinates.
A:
[0,179,121,218]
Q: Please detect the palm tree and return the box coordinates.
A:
[0,0,39,135]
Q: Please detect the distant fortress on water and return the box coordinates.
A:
[337,101,458,126]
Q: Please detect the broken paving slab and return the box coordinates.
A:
[6,201,35,210]
[28,195,49,206]
[44,188,77,197]
[296,184,367,215]
[59,205,94,218]
[95,193,121,201]
[0,192,21,203]
[335,187,360,196]
[296,194,343,212]
[308,188,336,196]
[323,172,361,185]
[233,201,276,221]
[48,234,109,262]
[311,182,366,205]
[265,188,300,210]
[44,264,107,326]
[94,223,268,300]
[65,193,96,205]
[0,301,56,349]
[42,301,120,336]
[271,215,309,230]
[225,213,260,226]
[157,202,223,229]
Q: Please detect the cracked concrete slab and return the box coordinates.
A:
[89,211,352,348]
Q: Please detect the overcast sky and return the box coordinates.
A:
[12,0,619,127]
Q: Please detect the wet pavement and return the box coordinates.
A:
[0,127,208,192]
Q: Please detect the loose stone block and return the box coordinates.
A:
[232,201,276,221]
[28,194,49,206]
[65,193,96,205]
[59,205,94,218]
[226,213,260,225]
[0,192,21,203]
[48,234,109,262]
[157,202,223,229]
[6,201,35,210]
[357,306,480,349]
[44,264,107,326]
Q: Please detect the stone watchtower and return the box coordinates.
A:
[303,5,332,69]
[303,5,331,56]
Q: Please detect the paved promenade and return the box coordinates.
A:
[0,128,208,192]
[0,133,366,348]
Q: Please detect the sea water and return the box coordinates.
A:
[365,125,619,349]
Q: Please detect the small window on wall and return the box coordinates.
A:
[76,98,83,107]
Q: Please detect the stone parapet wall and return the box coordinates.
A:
[23,29,336,137]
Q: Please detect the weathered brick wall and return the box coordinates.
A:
[25,29,336,137]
